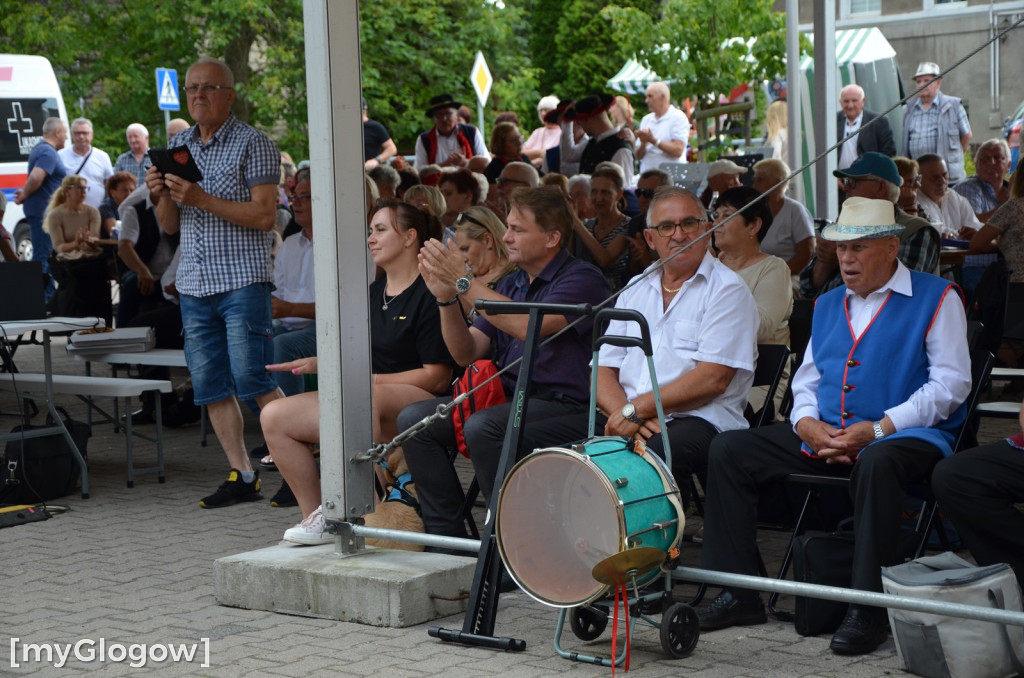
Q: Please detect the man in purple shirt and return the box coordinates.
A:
[399,185,610,539]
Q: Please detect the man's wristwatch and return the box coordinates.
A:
[455,275,473,295]
[872,421,885,441]
[621,402,644,425]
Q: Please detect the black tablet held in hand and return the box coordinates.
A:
[148,146,203,183]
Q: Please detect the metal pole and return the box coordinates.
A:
[348,524,481,553]
[674,567,1024,627]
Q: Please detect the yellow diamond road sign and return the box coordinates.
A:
[471,51,493,106]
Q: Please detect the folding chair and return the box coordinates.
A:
[688,344,791,518]
[766,348,994,618]
[976,281,1024,419]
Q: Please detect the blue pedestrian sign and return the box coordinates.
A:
[156,68,180,111]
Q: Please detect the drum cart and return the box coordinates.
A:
[495,308,700,667]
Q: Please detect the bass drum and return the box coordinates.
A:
[495,436,684,608]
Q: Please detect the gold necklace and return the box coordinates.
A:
[662,282,682,294]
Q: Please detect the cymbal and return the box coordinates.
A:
[591,547,665,586]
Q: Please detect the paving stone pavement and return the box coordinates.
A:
[0,336,1016,676]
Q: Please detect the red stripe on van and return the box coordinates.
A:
[0,67,12,81]
[0,174,28,188]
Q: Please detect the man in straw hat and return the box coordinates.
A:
[697,197,972,656]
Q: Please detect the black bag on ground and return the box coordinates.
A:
[792,530,855,636]
[1,409,90,504]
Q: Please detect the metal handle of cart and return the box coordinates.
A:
[590,308,672,467]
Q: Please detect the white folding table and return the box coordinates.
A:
[0,317,104,498]
[72,348,207,446]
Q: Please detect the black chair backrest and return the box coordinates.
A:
[747,344,791,428]
[965,320,984,353]
[788,298,814,365]
[953,349,995,453]
[967,258,1007,354]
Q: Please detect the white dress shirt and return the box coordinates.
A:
[838,113,863,171]
[598,252,758,433]
[273,231,316,330]
[791,261,971,432]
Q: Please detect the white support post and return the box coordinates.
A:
[813,0,838,220]
[302,0,375,547]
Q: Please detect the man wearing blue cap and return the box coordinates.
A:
[801,152,939,299]
[698,197,971,656]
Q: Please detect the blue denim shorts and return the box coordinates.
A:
[180,283,277,405]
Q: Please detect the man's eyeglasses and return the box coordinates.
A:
[635,188,656,198]
[72,130,91,136]
[183,84,234,95]
[648,217,708,237]
[496,177,529,187]
[456,212,486,229]
[906,176,923,187]
[840,176,882,190]
[289,193,312,204]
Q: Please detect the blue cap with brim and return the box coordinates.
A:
[821,197,905,241]
[832,151,903,187]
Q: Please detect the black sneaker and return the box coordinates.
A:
[697,590,767,631]
[270,480,297,507]
[199,469,262,508]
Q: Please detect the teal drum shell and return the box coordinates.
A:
[495,436,684,608]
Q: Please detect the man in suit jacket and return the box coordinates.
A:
[837,84,896,171]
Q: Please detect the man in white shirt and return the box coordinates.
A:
[270,170,316,397]
[697,197,971,657]
[916,153,990,292]
[635,82,690,174]
[58,118,113,209]
[521,186,758,495]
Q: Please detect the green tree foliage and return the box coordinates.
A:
[602,0,801,106]
[1,0,306,160]
[551,0,660,100]
[358,0,539,153]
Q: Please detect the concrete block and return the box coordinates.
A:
[214,544,477,627]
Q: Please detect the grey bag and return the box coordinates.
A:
[881,552,1024,678]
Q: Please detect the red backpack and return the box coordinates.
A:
[451,359,506,458]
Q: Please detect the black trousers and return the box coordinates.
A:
[398,395,585,538]
[519,412,718,496]
[701,424,942,594]
[932,442,1024,588]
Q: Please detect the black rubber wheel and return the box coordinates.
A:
[570,605,608,641]
[660,602,699,658]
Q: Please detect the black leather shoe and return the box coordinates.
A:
[829,606,889,655]
[697,590,766,631]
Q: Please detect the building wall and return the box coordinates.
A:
[782,0,1024,148]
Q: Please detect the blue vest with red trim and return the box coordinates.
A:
[810,270,966,457]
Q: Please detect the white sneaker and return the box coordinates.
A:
[283,505,332,545]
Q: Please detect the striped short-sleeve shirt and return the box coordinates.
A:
[172,115,280,297]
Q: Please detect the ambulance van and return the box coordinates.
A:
[0,55,69,260]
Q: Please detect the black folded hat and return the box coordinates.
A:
[425,94,463,117]
[564,94,614,122]
[543,99,574,125]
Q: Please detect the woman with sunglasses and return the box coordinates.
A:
[712,186,792,418]
[572,164,632,290]
[262,200,458,544]
[452,206,516,323]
